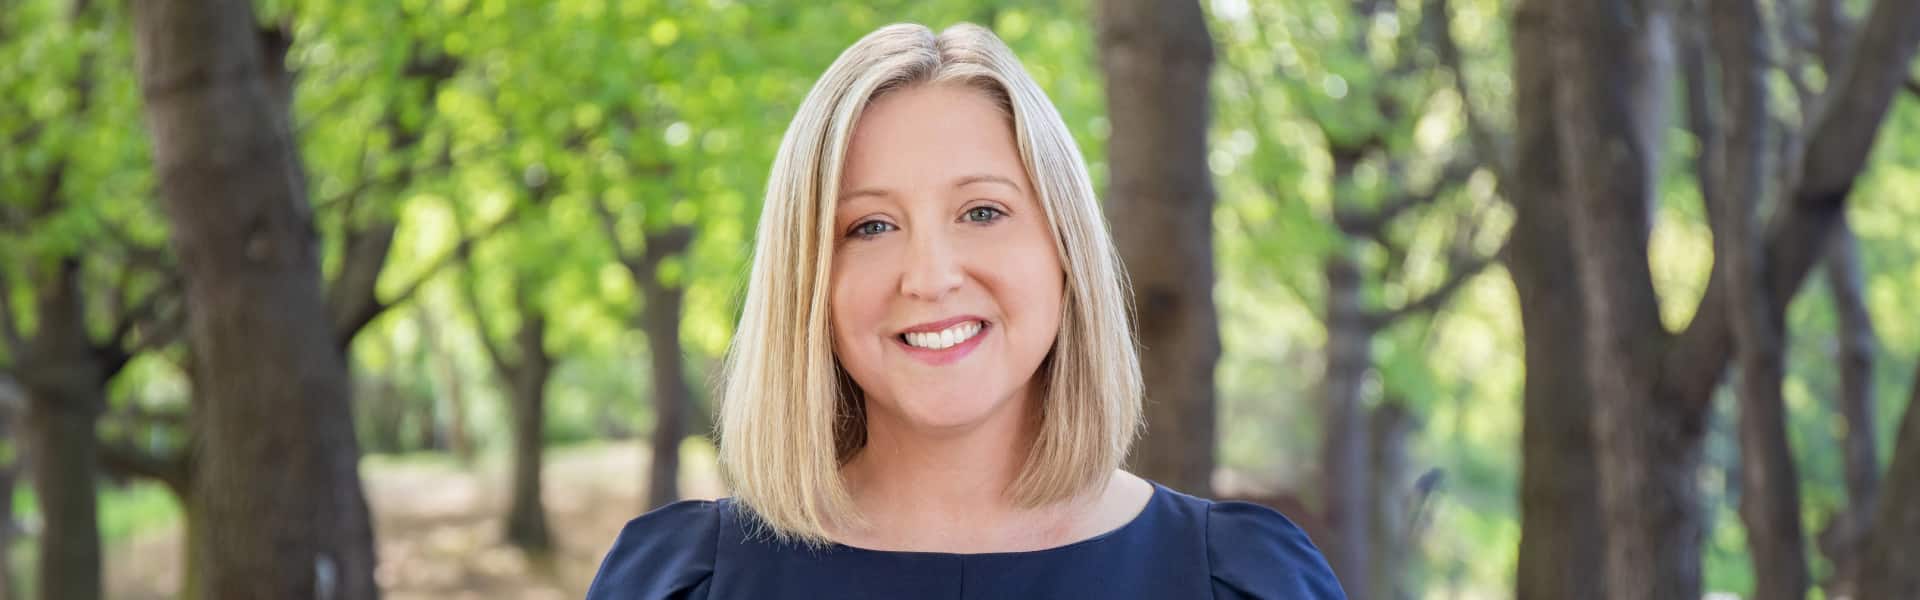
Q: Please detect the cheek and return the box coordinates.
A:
[1018,263,1066,338]
[991,231,1065,338]
[830,254,891,351]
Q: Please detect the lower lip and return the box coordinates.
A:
[895,323,989,366]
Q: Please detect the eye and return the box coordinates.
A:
[848,220,896,239]
[964,206,1006,224]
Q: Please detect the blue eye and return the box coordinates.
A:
[850,220,895,239]
[965,206,1006,223]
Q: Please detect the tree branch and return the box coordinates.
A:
[325,221,398,349]
[447,207,517,379]
[97,279,184,378]
[357,211,520,328]
[105,275,180,356]
[1429,0,1506,177]
[458,266,515,379]
[589,195,635,264]
[1332,154,1478,238]
[1665,0,1920,406]
[97,438,189,493]
[292,82,369,137]
[116,294,188,367]
[1364,234,1507,327]
[324,141,515,351]
[93,216,174,275]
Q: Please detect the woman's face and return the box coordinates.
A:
[830,83,1064,435]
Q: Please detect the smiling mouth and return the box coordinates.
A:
[897,320,987,350]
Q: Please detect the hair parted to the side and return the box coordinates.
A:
[715,22,1143,546]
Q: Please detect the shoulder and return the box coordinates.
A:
[586,499,722,600]
[1203,498,1346,599]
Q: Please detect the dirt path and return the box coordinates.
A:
[105,440,724,599]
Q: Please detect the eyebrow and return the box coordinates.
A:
[838,173,1024,203]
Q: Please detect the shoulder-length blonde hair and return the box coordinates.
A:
[715,22,1142,545]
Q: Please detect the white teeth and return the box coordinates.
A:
[902,321,983,350]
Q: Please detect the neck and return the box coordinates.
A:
[837,387,1050,534]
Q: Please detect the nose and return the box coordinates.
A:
[899,229,964,302]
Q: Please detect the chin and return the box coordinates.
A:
[888,388,1010,431]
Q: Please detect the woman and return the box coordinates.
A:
[588,22,1344,599]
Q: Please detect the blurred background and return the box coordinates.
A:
[2,0,1918,598]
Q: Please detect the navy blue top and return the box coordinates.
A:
[586,481,1346,599]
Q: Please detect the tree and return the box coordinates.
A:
[592,194,696,511]
[1218,0,1505,592]
[1820,223,1879,597]
[1096,0,1220,498]
[1700,0,1807,596]
[1518,0,1920,596]
[460,269,556,552]
[453,184,558,553]
[0,1,180,598]
[1506,1,1607,598]
[129,0,379,596]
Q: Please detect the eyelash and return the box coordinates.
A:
[964,206,1007,224]
[844,205,1009,240]
[849,220,896,239]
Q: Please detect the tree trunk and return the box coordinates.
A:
[26,396,101,600]
[1856,359,1920,599]
[503,304,552,553]
[1369,403,1415,600]
[1320,253,1372,600]
[1707,0,1809,595]
[1096,0,1219,497]
[1821,220,1878,598]
[130,0,380,596]
[639,279,689,511]
[1550,1,1708,597]
[18,262,104,600]
[1509,1,1607,597]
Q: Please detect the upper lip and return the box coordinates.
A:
[895,315,987,335]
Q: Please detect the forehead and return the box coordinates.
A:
[839,83,1029,194]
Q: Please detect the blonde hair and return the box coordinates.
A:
[715,22,1142,545]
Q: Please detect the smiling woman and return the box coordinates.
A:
[586,22,1344,599]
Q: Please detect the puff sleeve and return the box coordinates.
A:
[1207,500,1347,599]
[586,499,719,600]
